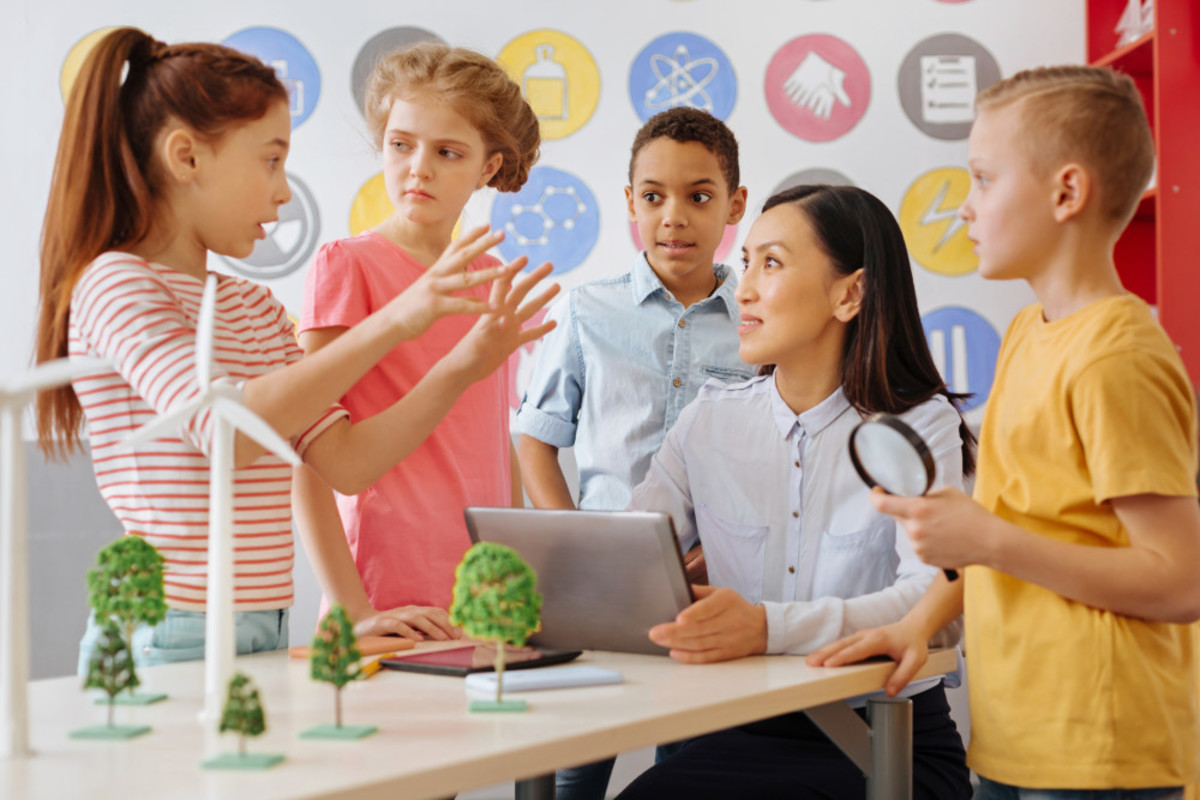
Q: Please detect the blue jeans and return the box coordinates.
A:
[77,608,290,676]
[974,777,1184,800]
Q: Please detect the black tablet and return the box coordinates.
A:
[379,643,582,677]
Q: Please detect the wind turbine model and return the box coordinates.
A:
[124,274,299,757]
[1,356,107,757]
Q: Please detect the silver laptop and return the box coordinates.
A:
[463,508,694,656]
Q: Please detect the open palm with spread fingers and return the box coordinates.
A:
[384,225,526,339]
[448,259,560,383]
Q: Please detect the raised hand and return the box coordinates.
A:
[444,260,560,384]
[383,226,525,340]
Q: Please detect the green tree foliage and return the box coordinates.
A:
[87,536,168,650]
[83,620,140,727]
[219,672,266,757]
[450,543,542,701]
[309,605,362,727]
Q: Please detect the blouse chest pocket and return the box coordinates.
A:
[696,502,767,604]
[812,517,898,600]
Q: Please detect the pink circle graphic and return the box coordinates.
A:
[764,34,871,142]
[629,221,738,263]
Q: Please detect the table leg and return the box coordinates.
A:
[866,697,913,800]
[805,698,913,800]
[515,773,554,800]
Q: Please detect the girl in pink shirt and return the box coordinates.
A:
[296,44,546,639]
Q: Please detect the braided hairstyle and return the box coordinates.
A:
[35,27,287,457]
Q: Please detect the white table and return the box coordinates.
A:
[0,645,957,800]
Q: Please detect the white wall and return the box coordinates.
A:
[3,3,1082,795]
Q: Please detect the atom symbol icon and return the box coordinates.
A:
[645,44,719,113]
[505,184,588,247]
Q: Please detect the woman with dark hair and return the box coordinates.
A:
[617,185,974,799]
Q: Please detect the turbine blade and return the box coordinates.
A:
[1,357,110,396]
[121,400,205,450]
[196,274,218,387]
[213,397,300,466]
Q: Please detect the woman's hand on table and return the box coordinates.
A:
[805,621,928,697]
[649,585,767,663]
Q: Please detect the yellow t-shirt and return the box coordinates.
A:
[966,294,1200,788]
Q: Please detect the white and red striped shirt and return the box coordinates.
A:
[69,252,347,612]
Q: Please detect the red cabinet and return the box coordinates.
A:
[1086,0,1200,384]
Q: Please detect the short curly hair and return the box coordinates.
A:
[364,43,540,192]
[628,107,740,191]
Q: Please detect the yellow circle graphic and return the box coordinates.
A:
[496,30,600,141]
[347,172,463,239]
[349,173,394,235]
[898,167,978,276]
[61,27,119,103]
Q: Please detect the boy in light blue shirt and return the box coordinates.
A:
[517,107,751,514]
[515,106,752,800]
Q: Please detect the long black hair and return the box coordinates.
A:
[760,184,976,476]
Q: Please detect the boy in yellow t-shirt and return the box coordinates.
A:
[810,65,1200,798]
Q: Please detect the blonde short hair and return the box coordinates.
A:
[976,65,1154,225]
[364,43,540,192]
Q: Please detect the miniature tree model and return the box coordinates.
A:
[203,672,282,769]
[450,542,542,711]
[303,604,378,739]
[86,536,168,704]
[68,620,151,740]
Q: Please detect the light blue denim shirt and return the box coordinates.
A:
[630,375,965,694]
[515,253,753,510]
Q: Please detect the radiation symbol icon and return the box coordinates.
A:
[220,173,321,280]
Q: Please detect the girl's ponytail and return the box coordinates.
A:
[36,27,158,459]
[35,27,286,458]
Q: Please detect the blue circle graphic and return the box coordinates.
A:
[223,27,320,130]
[629,32,737,121]
[491,166,599,276]
[921,306,1001,412]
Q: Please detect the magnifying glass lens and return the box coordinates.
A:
[852,424,930,497]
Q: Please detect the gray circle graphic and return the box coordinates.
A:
[897,33,1001,140]
[219,173,320,280]
[352,27,447,118]
[771,168,856,197]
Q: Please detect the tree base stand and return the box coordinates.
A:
[201,752,285,770]
[468,699,528,713]
[300,724,378,739]
[93,691,168,706]
[69,724,151,740]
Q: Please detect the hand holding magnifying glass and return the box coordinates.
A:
[848,413,959,582]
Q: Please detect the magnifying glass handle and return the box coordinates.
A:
[944,568,959,581]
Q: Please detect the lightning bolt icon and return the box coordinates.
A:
[919,180,966,252]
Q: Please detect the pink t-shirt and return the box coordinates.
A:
[300,231,511,610]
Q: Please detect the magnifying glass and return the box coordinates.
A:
[848,413,958,582]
